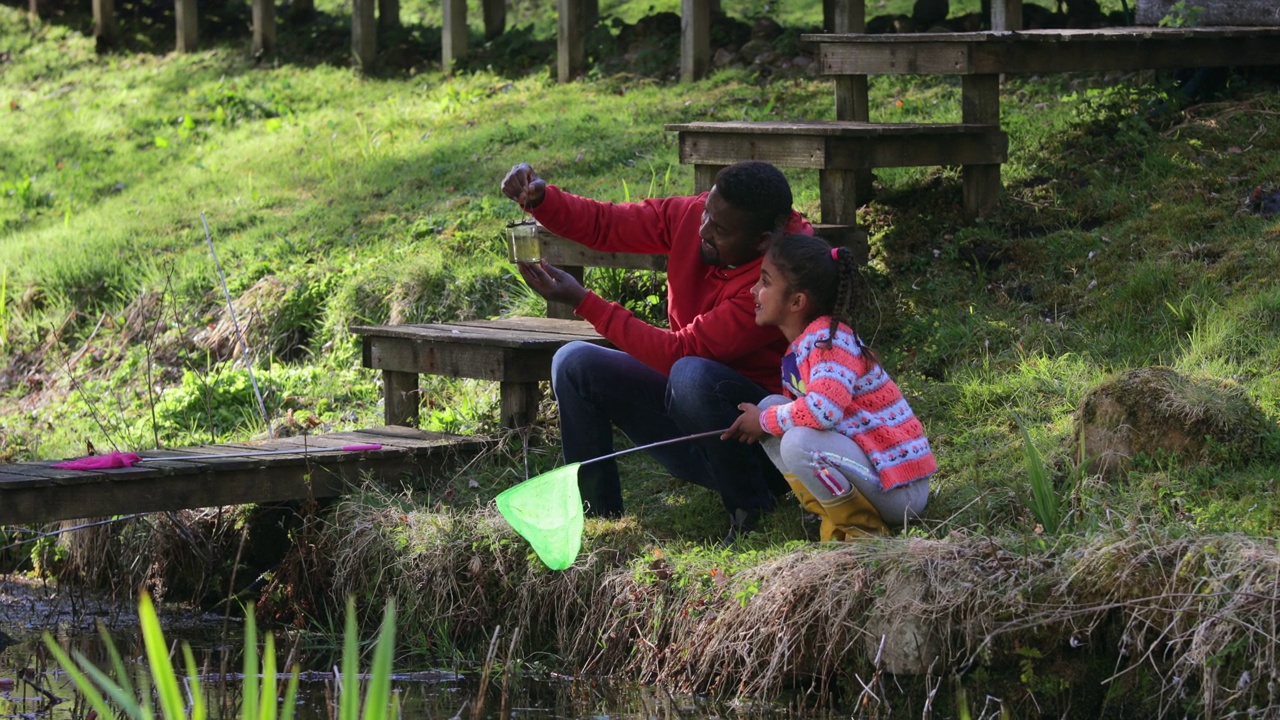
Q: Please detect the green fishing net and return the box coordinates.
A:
[495,463,584,570]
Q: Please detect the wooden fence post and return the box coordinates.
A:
[93,0,117,51]
[442,0,467,74]
[352,0,377,71]
[175,0,198,52]
[680,0,710,82]
[252,0,276,56]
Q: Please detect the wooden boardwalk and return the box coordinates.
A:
[0,426,487,526]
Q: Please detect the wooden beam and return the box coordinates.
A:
[252,0,276,56]
[352,0,377,71]
[175,0,198,52]
[680,0,711,82]
[442,0,467,75]
[93,0,117,51]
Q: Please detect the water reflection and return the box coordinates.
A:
[1,577,793,720]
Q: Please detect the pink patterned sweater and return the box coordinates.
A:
[760,317,937,491]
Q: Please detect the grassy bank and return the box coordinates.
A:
[4,0,1280,714]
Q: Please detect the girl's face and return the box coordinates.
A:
[752,254,795,328]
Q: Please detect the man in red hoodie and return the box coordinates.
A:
[501,160,813,542]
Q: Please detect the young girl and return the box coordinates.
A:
[723,234,936,540]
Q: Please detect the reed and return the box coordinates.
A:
[44,595,397,720]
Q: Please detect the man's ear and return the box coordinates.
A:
[755,228,781,256]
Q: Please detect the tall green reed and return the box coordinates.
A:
[44,595,397,720]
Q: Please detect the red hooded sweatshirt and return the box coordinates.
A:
[528,185,813,393]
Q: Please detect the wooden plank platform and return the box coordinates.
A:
[806,27,1280,76]
[353,318,613,430]
[0,426,487,526]
[666,119,1008,223]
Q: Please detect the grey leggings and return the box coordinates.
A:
[757,395,929,528]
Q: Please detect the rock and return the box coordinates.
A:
[1073,366,1274,479]
[912,0,950,27]
[712,47,739,69]
[738,38,774,64]
[863,570,941,675]
[751,17,782,40]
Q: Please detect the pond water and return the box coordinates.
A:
[0,576,802,720]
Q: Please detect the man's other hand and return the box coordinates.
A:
[502,163,548,210]
[517,260,588,307]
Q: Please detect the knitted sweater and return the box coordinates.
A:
[528,186,812,391]
[760,317,937,490]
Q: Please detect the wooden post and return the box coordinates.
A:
[378,0,400,34]
[93,0,117,51]
[832,0,866,121]
[352,0,377,72]
[175,0,198,52]
[27,0,37,21]
[500,382,541,430]
[383,370,419,427]
[557,0,591,82]
[990,0,1022,31]
[693,164,724,193]
[252,0,276,56]
[819,169,862,227]
[832,0,871,216]
[680,0,710,82]
[482,0,505,41]
[961,74,1002,216]
[443,0,467,75]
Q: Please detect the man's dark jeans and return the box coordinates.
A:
[550,341,786,518]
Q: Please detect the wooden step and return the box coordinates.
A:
[665,120,1007,170]
[666,120,1007,225]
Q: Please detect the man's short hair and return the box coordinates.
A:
[714,161,794,236]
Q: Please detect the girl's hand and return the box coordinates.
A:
[722,403,767,443]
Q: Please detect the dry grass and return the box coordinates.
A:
[312,497,1280,716]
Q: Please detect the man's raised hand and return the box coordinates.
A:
[501,163,548,210]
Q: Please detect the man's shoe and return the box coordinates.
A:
[721,507,760,545]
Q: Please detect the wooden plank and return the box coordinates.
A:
[361,334,574,383]
[175,0,198,52]
[352,0,377,71]
[93,0,116,50]
[0,441,462,525]
[442,0,466,74]
[252,0,276,56]
[353,321,606,347]
[681,0,710,82]
[810,28,1280,76]
[672,124,1007,170]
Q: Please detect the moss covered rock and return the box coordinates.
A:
[1073,366,1273,478]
